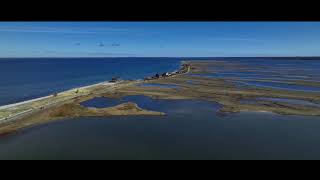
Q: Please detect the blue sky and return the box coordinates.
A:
[0,22,320,57]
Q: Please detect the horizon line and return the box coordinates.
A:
[1,56,320,59]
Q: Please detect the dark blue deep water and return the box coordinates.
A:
[1,57,320,106]
[1,57,320,160]
[0,58,182,106]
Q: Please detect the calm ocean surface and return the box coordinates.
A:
[1,57,320,106]
[0,58,183,106]
[1,57,320,160]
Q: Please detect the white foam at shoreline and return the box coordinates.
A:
[0,81,116,111]
[0,95,52,110]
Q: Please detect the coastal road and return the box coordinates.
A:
[0,80,141,125]
[0,63,188,125]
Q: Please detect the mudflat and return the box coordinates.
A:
[103,60,320,116]
[1,60,320,135]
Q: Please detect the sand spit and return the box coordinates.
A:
[0,60,320,135]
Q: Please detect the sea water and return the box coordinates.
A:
[0,58,182,106]
[1,57,320,160]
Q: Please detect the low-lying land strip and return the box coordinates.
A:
[0,60,320,135]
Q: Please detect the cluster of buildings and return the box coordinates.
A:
[144,64,190,81]
[106,64,190,82]
[109,76,121,83]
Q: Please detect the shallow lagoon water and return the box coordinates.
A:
[1,96,320,160]
[80,95,217,114]
[241,97,320,108]
[257,98,320,108]
[193,72,317,81]
[1,58,320,159]
[186,80,195,84]
[237,81,320,92]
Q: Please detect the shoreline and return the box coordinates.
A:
[0,62,189,126]
[0,81,115,111]
[0,60,320,135]
[0,81,138,125]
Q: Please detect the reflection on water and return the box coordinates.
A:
[1,96,320,160]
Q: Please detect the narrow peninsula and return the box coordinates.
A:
[0,60,320,136]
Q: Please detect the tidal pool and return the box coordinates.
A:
[80,95,219,114]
